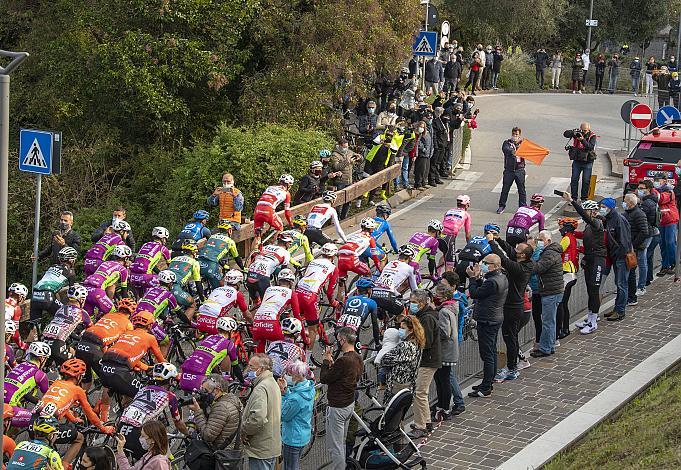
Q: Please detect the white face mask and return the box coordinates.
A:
[140,436,150,451]
[223,181,234,189]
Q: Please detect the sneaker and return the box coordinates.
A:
[468,389,491,398]
[635,288,646,297]
[557,329,571,339]
[575,316,589,329]
[578,90,582,94]
[572,90,576,94]
[409,422,433,432]
[494,368,509,383]
[604,310,616,318]
[554,339,561,348]
[505,369,520,381]
[580,322,597,334]
[517,358,531,370]
[607,312,625,322]
[407,428,429,439]
[450,406,466,416]
[496,206,506,214]
[472,383,494,391]
[657,269,670,277]
[627,299,638,306]
[530,350,551,358]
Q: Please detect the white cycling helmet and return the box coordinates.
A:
[67,284,88,304]
[112,245,133,259]
[152,226,169,239]
[112,219,131,232]
[278,269,296,283]
[321,243,338,257]
[278,233,294,244]
[216,316,238,332]
[360,217,378,230]
[5,319,17,335]
[8,283,28,300]
[281,317,303,336]
[456,194,471,205]
[322,190,337,203]
[158,270,176,285]
[223,269,244,285]
[27,341,52,358]
[58,247,79,262]
[581,200,599,211]
[427,219,444,232]
[398,245,417,259]
[279,174,295,186]
[310,160,323,170]
[152,362,178,381]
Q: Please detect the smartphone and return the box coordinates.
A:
[553,189,564,197]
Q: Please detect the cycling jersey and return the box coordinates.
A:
[4,362,49,407]
[338,232,380,278]
[254,185,292,232]
[33,264,76,293]
[103,329,164,371]
[341,296,380,347]
[136,286,180,319]
[198,234,239,263]
[507,206,545,231]
[5,345,16,369]
[252,286,301,352]
[458,236,492,262]
[120,385,181,428]
[33,380,103,429]
[257,185,291,212]
[6,439,63,470]
[43,305,91,342]
[169,255,202,286]
[194,286,248,334]
[295,258,338,299]
[405,232,440,262]
[83,261,129,289]
[84,233,125,276]
[266,340,305,377]
[339,232,377,258]
[560,232,579,273]
[4,298,22,322]
[282,230,313,267]
[306,203,346,241]
[82,311,134,347]
[372,217,399,253]
[181,335,238,391]
[178,222,211,242]
[443,208,472,237]
[248,245,291,278]
[130,241,171,275]
[374,260,418,294]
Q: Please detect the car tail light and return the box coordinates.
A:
[623,159,643,167]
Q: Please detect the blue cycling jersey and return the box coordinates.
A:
[458,236,492,262]
[371,217,399,253]
[179,222,212,241]
[344,295,378,319]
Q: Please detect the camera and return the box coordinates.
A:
[573,129,583,139]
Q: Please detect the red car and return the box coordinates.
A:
[623,124,681,193]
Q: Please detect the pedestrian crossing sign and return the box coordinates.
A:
[413,31,437,57]
[19,129,61,175]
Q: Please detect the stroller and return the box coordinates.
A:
[346,384,427,469]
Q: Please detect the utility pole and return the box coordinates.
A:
[586,0,594,51]
[676,12,681,63]
[423,0,430,90]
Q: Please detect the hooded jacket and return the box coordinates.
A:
[329,145,355,186]
[489,239,534,307]
[469,269,508,323]
[415,307,442,368]
[532,242,564,296]
[657,186,680,226]
[281,378,315,447]
[437,301,459,364]
[375,328,400,365]
[193,392,242,450]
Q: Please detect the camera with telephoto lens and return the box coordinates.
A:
[573,129,583,139]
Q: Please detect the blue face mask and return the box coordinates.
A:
[398,328,407,339]
[284,374,294,387]
[245,370,257,381]
[637,189,646,198]
[653,181,662,189]
[409,302,420,314]
[599,207,609,216]
[480,262,489,274]
[536,240,545,250]
[622,201,628,210]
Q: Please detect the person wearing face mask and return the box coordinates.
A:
[329,138,362,219]
[207,172,244,230]
[429,107,449,186]
[425,57,442,95]
[376,100,399,130]
[630,56,642,95]
[497,127,526,214]
[670,72,681,108]
[79,446,115,470]
[555,218,580,338]
[292,161,323,204]
[277,360,315,470]
[653,176,679,276]
[674,160,681,212]
[464,51,482,95]
[358,100,378,139]
[115,420,171,470]
[492,45,504,89]
[534,47,549,89]
[380,315,425,405]
[607,53,621,94]
[564,122,597,201]
[413,119,433,190]
[92,207,136,251]
[190,374,242,451]
[466,254,507,397]
[482,45,494,90]
[636,180,660,288]
[432,283,460,421]
[622,193,650,307]
[399,85,417,116]
[36,210,81,266]
[444,56,462,93]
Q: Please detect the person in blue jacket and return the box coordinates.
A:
[278,359,315,470]
[172,210,212,252]
[372,204,399,254]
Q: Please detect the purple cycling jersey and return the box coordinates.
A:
[43,305,91,341]
[136,286,179,318]
[407,232,439,259]
[85,232,124,261]
[4,362,50,406]
[507,206,545,231]
[83,261,129,288]
[4,345,15,368]
[131,241,171,275]
[180,335,238,391]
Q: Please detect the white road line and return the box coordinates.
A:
[539,177,572,198]
[393,195,435,219]
[446,171,483,190]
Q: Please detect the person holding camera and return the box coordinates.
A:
[564,122,597,201]
[37,211,81,265]
[190,374,242,450]
[207,173,244,230]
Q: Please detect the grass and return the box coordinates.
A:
[545,367,681,470]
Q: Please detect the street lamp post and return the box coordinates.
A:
[586,0,594,51]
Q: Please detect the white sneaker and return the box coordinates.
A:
[578,90,582,94]
[572,90,576,94]
[554,339,561,348]
[635,288,646,297]
[580,322,598,334]
[517,358,531,370]
[575,316,589,329]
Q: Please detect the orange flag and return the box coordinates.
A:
[516,139,550,165]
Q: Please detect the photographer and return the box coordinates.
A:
[189,374,242,450]
[564,122,597,201]
[37,211,81,265]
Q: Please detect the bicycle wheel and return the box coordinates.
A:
[310,324,334,368]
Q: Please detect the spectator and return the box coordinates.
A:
[444,57,462,93]
[670,72,681,108]
[669,55,678,72]
[657,66,671,107]
[425,57,442,94]
[381,315,425,404]
[358,100,378,139]
[92,207,136,251]
[645,56,657,96]
[550,51,562,89]
[594,54,606,93]
[675,160,681,212]
[482,45,494,90]
[278,360,315,470]
[207,173,244,230]
[242,353,282,470]
[190,374,242,450]
[630,56,642,96]
[654,176,679,276]
[37,211,81,265]
[396,121,417,190]
[375,328,400,389]
[581,49,591,88]
[607,53,621,94]
[534,47,549,89]
[571,53,583,93]
[497,127,526,214]
[475,45,485,91]
[623,193,650,306]
[81,447,115,470]
[399,85,417,116]
[600,197,633,322]
[407,289,441,438]
[466,254,508,397]
[530,230,564,358]
[464,52,482,95]
[637,180,660,289]
[115,420,171,470]
[564,122,597,201]
[528,237,545,350]
[555,218,579,339]
[492,45,504,89]
[293,161,323,204]
[408,56,418,79]
[329,138,361,219]
[430,107,449,186]
[376,100,398,131]
[320,327,363,470]
[432,283,459,421]
[413,119,433,190]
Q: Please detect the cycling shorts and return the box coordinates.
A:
[443,234,457,267]
[505,226,529,247]
[304,227,332,247]
[251,319,284,353]
[150,322,169,345]
[295,289,320,325]
[370,289,404,319]
[117,423,144,461]
[29,415,78,445]
[75,340,104,383]
[43,339,69,367]
[338,254,371,279]
[246,274,270,302]
[254,206,284,233]
[129,272,159,291]
[171,284,193,308]
[99,361,144,399]
[84,286,115,320]
[29,290,59,322]
[583,256,606,287]
[199,259,223,289]
[360,245,386,264]
[83,258,103,277]
[8,405,31,429]
[408,261,423,285]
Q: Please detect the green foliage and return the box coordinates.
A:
[496,55,538,92]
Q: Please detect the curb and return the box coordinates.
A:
[605,150,624,178]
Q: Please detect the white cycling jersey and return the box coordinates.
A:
[306,203,347,241]
[249,245,291,277]
[338,232,373,257]
[198,286,239,318]
[254,286,293,321]
[296,258,337,295]
[266,340,305,376]
[374,260,418,294]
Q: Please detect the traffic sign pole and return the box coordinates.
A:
[31,174,42,287]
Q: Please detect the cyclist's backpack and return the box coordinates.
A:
[186,438,215,470]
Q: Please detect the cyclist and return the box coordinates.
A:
[266,317,306,377]
[84,219,130,276]
[194,270,249,333]
[456,223,499,288]
[5,283,28,324]
[372,204,400,255]
[405,219,447,282]
[180,316,244,391]
[282,216,313,268]
[442,195,473,270]
[254,174,295,239]
[173,210,212,251]
[82,245,133,320]
[295,243,340,352]
[198,219,245,290]
[29,247,78,323]
[42,284,92,368]
[246,234,293,305]
[372,246,418,318]
[129,226,172,294]
[4,342,51,429]
[136,270,185,353]
[118,363,189,460]
[338,218,382,279]
[305,191,347,246]
[32,359,115,465]
[506,193,546,246]
[168,240,204,322]
[251,269,303,353]
[6,415,63,470]
[340,278,380,350]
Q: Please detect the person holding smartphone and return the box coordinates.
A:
[207,173,244,231]
[36,211,81,266]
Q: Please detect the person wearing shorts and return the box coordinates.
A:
[371,247,418,319]
[168,240,204,321]
[338,218,382,279]
[505,194,545,247]
[341,279,380,349]
[42,284,91,368]
[253,175,294,236]
[442,195,472,270]
[129,227,171,294]
[29,247,77,324]
[246,237,292,305]
[193,270,249,333]
[304,191,347,246]
[82,248,132,320]
[197,221,245,289]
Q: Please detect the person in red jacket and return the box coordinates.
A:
[556,218,580,337]
[654,176,679,275]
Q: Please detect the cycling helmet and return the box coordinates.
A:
[278,233,294,244]
[310,160,323,170]
[483,223,501,233]
[217,219,234,232]
[112,219,131,232]
[558,217,579,227]
[376,204,392,216]
[279,174,295,186]
[58,247,78,262]
[581,200,599,211]
[193,210,210,221]
[158,269,177,285]
[181,239,198,253]
[281,317,303,336]
[5,319,17,335]
[216,316,238,332]
[319,149,331,159]
[132,310,155,328]
[530,193,545,204]
[360,217,378,230]
[292,215,307,228]
[223,269,244,285]
[27,341,52,359]
[278,269,296,284]
[456,194,471,206]
[67,284,88,304]
[398,245,417,259]
[322,190,337,203]
[117,298,138,315]
[33,415,59,435]
[152,362,178,381]
[355,277,375,289]
[321,243,338,257]
[427,219,444,232]
[60,358,87,378]
[152,226,170,239]
[8,283,28,300]
[112,245,133,259]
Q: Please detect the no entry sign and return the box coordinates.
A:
[630,103,653,129]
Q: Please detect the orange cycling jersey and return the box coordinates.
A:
[34,380,104,429]
[104,329,165,370]
[84,312,134,347]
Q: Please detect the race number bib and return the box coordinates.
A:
[122,405,146,424]
[338,314,361,330]
[44,323,62,337]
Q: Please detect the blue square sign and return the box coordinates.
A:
[19,129,54,175]
[413,31,437,57]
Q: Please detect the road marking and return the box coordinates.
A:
[539,177,572,197]
[393,195,435,219]
[491,173,527,194]
[446,171,483,190]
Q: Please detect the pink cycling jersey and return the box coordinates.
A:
[406,232,439,260]
[131,241,171,275]
[43,305,91,341]
[443,208,471,237]
[507,206,545,231]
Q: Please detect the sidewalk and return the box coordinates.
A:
[418,275,681,469]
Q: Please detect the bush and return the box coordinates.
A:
[497,54,538,92]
